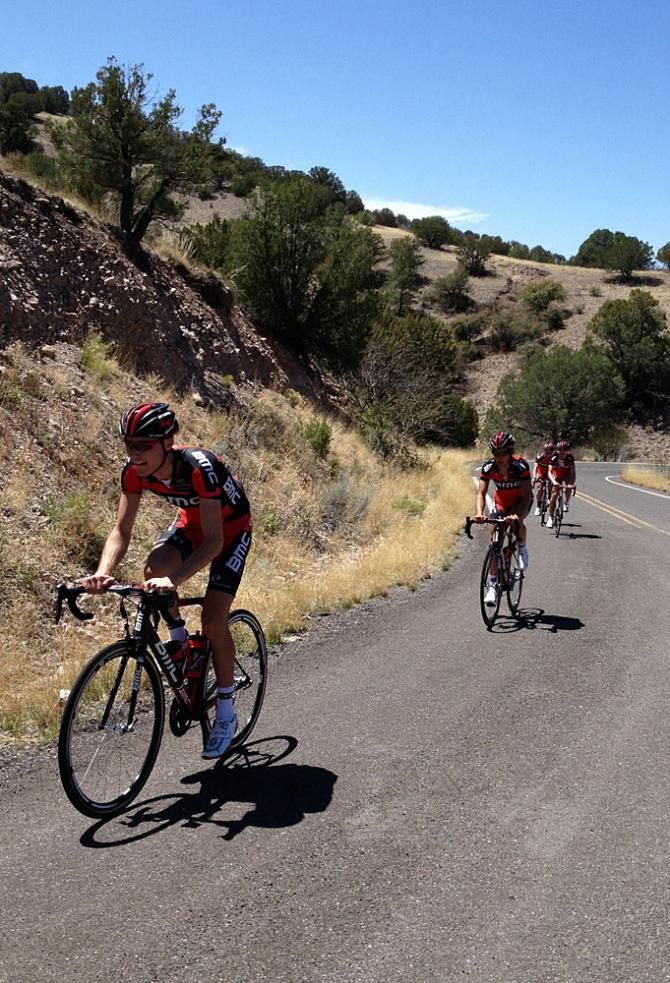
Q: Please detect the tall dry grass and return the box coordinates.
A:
[621,465,670,493]
[0,343,474,741]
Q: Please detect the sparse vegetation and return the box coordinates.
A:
[0,344,474,739]
[621,465,670,492]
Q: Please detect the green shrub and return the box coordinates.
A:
[80,333,116,379]
[431,269,472,313]
[520,279,567,315]
[392,495,426,514]
[303,418,332,457]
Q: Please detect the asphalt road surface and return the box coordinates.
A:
[3,463,670,983]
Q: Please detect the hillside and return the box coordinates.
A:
[0,170,326,406]
[373,227,670,459]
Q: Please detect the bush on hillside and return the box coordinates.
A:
[457,233,491,276]
[226,175,385,370]
[346,312,476,453]
[410,215,452,249]
[588,289,670,423]
[520,279,566,315]
[485,345,625,445]
[386,236,424,315]
[431,269,473,314]
[572,228,654,280]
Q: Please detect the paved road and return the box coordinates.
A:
[2,464,670,983]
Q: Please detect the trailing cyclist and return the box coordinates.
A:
[475,431,533,606]
[547,438,576,528]
[532,440,554,516]
[78,401,253,760]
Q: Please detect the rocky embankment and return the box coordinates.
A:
[0,172,320,404]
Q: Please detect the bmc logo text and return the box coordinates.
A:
[223,475,241,505]
[226,531,251,572]
[165,494,199,508]
[193,450,219,489]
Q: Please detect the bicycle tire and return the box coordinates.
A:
[58,640,165,819]
[540,484,548,526]
[506,545,524,614]
[200,609,268,750]
[480,546,502,628]
[555,492,563,538]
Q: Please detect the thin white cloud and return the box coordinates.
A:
[362,196,488,226]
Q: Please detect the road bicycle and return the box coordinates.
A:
[533,477,550,526]
[549,483,575,538]
[55,582,268,819]
[552,484,565,537]
[465,516,524,628]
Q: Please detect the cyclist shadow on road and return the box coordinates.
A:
[553,521,602,540]
[490,608,585,634]
[80,736,337,848]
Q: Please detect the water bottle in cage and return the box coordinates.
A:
[183,632,208,700]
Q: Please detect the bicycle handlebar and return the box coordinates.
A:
[464,515,512,539]
[55,582,179,624]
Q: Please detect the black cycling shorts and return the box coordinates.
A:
[153,522,252,597]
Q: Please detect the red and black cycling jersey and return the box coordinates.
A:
[480,455,531,489]
[480,455,531,511]
[121,446,251,542]
[549,451,575,481]
[535,450,553,469]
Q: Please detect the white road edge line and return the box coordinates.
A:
[604,475,670,501]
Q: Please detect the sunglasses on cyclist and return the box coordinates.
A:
[124,439,160,454]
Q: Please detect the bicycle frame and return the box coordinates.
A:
[465,516,524,627]
[534,477,549,524]
[465,516,519,588]
[56,584,207,720]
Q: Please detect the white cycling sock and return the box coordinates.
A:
[216,686,236,723]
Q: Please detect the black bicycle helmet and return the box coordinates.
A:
[489,431,515,453]
[119,402,179,439]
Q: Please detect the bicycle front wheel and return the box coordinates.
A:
[58,641,165,819]
[555,494,564,537]
[201,609,268,750]
[506,548,524,615]
[480,546,502,628]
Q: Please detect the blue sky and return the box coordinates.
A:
[4,0,670,258]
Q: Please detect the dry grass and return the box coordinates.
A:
[621,465,670,493]
[0,344,474,741]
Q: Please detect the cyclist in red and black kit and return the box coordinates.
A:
[79,402,252,760]
[547,438,576,528]
[475,431,533,606]
[532,439,554,516]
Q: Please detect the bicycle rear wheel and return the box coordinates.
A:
[201,609,268,750]
[58,641,165,819]
[506,547,524,614]
[480,546,502,628]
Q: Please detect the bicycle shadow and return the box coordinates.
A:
[79,735,337,848]
[490,607,585,634]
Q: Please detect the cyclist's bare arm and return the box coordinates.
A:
[517,479,533,521]
[475,478,489,521]
[143,497,225,592]
[81,492,142,593]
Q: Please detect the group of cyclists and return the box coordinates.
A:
[475,431,576,607]
[74,399,579,759]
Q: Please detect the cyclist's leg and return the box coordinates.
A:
[548,483,558,517]
[145,519,192,622]
[201,528,252,757]
[203,527,253,688]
